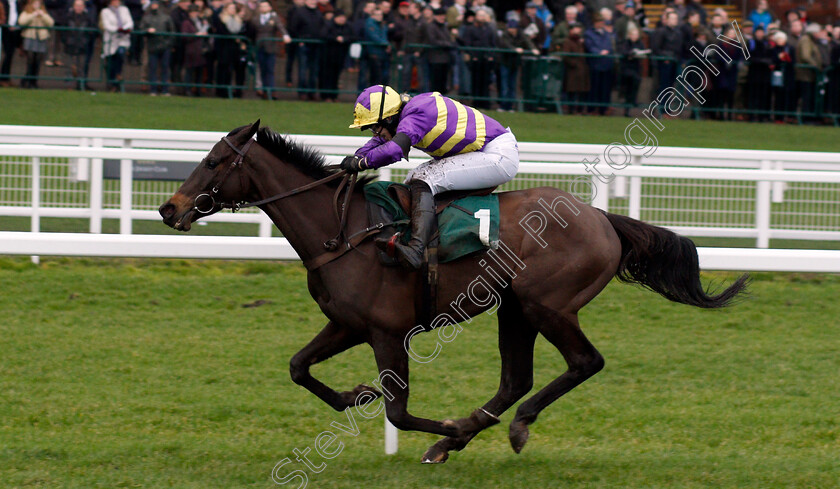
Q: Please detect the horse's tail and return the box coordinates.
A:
[603,211,748,309]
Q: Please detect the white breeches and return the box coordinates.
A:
[404,130,519,195]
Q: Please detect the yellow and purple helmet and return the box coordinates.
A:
[349,85,407,129]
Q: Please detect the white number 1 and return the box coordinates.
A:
[474,208,490,246]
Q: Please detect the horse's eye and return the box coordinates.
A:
[205,159,219,169]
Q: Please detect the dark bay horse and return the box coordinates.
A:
[159,121,748,463]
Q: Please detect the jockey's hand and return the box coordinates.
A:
[340,155,368,173]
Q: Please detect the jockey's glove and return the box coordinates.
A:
[340,155,368,173]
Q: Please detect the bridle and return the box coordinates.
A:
[190,135,387,270]
[192,136,345,214]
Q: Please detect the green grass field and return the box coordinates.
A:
[0,257,838,488]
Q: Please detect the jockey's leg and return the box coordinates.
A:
[378,179,435,270]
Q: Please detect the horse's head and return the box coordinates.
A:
[159,120,260,231]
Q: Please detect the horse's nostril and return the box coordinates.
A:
[159,203,176,219]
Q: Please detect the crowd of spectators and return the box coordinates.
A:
[1,0,839,121]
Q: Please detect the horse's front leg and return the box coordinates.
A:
[370,330,461,438]
[290,321,380,411]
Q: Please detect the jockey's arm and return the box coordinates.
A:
[353,108,429,169]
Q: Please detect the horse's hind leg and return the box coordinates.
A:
[290,321,380,411]
[421,297,538,463]
[509,302,604,453]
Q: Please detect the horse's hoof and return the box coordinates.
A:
[420,446,449,464]
[509,420,530,454]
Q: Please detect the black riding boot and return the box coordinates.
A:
[378,180,435,270]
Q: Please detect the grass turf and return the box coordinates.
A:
[0,257,838,488]
[2,88,840,151]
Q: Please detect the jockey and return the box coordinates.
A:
[342,85,520,269]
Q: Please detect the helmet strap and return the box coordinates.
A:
[377,85,387,124]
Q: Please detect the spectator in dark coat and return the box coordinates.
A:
[746,26,772,121]
[170,0,191,92]
[250,0,290,99]
[498,19,538,111]
[284,0,304,87]
[652,11,684,94]
[461,9,495,108]
[769,30,796,122]
[182,5,209,96]
[364,6,389,85]
[520,1,547,54]
[1,0,23,87]
[62,0,94,89]
[561,22,589,114]
[212,2,248,98]
[398,0,425,92]
[618,26,647,116]
[288,0,324,100]
[139,0,175,95]
[583,13,614,115]
[319,8,352,101]
[421,7,453,93]
[828,25,840,116]
[795,24,824,120]
[710,27,741,120]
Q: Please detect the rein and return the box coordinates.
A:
[194,136,375,270]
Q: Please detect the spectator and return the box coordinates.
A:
[531,0,553,52]
[795,23,824,120]
[123,0,142,65]
[787,19,803,48]
[62,0,95,90]
[462,8,495,109]
[671,0,687,21]
[454,9,474,97]
[828,25,840,116]
[18,0,54,88]
[320,8,351,101]
[551,4,577,48]
[584,12,614,115]
[618,26,647,116]
[685,0,706,26]
[709,12,724,38]
[364,6,388,85]
[284,0,304,88]
[520,2,547,54]
[498,19,537,111]
[572,0,591,28]
[42,0,65,67]
[0,0,22,87]
[561,22,589,114]
[182,4,209,97]
[389,1,409,54]
[746,25,772,121]
[251,0,290,100]
[652,11,683,94]
[98,0,132,91]
[212,2,248,98]
[472,0,494,23]
[769,30,796,122]
[169,0,190,91]
[748,0,773,32]
[445,0,465,30]
[140,0,175,96]
[352,0,375,90]
[709,25,740,120]
[421,7,453,93]
[614,2,640,42]
[398,0,425,92]
[289,0,323,100]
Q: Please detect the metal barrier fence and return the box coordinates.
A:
[0,127,839,249]
[2,24,838,123]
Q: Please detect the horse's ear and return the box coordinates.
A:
[244,119,260,140]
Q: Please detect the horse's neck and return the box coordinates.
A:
[247,149,348,262]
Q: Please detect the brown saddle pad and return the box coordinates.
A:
[387,185,497,215]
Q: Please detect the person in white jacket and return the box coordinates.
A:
[99,0,133,91]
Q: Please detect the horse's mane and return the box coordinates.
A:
[255,127,374,189]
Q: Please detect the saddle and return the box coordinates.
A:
[388,185,498,216]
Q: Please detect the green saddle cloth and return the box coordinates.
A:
[363,181,500,263]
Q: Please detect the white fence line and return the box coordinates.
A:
[1,231,839,272]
